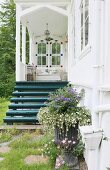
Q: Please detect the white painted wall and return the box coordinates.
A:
[68,0,110,170]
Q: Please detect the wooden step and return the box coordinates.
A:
[12,91,50,97]
[6,110,39,116]
[9,103,47,109]
[10,97,48,103]
[16,81,68,86]
[4,116,37,123]
[14,85,65,91]
[4,81,68,125]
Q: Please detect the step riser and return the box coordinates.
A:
[16,81,68,86]
[4,119,37,123]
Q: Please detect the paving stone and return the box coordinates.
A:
[24,155,49,165]
[0,146,11,153]
[0,157,4,162]
[0,142,11,147]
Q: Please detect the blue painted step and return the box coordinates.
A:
[4,81,68,124]
[12,92,50,96]
[9,103,47,109]
[16,81,68,86]
[14,85,65,91]
[4,116,37,123]
[10,97,48,103]
[6,110,38,116]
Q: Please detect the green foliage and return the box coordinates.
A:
[43,139,59,164]
[0,0,16,97]
[0,98,9,124]
[72,134,84,158]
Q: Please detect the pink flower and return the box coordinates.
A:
[55,155,65,169]
[62,140,66,144]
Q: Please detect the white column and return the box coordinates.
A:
[104,0,110,85]
[22,25,26,64]
[68,6,72,80]
[90,0,101,129]
[16,4,22,81]
[29,35,33,64]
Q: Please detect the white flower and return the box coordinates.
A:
[73,141,76,144]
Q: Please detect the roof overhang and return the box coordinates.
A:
[21,6,68,37]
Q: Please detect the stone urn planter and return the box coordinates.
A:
[54,123,80,170]
[54,123,78,146]
[38,85,90,170]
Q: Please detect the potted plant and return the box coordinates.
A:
[38,84,90,169]
[38,84,90,135]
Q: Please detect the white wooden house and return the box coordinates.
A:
[8,0,110,169]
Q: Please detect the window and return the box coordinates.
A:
[52,42,61,65]
[81,0,89,51]
[37,42,46,66]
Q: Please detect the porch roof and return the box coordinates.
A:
[15,0,71,3]
[21,7,68,37]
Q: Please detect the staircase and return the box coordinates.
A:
[4,81,68,124]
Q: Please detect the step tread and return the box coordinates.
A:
[16,81,68,84]
[12,92,50,96]
[10,97,48,102]
[4,116,37,123]
[6,110,39,113]
[9,103,47,109]
[6,110,38,116]
[15,85,64,89]
[9,103,47,106]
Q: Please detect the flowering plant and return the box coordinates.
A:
[59,138,76,151]
[38,84,90,131]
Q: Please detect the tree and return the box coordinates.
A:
[0,0,16,97]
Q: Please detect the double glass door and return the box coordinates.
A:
[36,40,63,68]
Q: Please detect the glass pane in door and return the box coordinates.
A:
[37,42,46,66]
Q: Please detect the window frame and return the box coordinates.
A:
[51,42,61,66]
[80,0,89,51]
[37,42,47,66]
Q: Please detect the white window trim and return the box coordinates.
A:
[80,0,89,52]
[79,44,91,59]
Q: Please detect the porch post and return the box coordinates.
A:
[104,0,110,85]
[16,4,22,81]
[29,35,33,64]
[91,0,101,129]
[22,25,26,64]
[68,5,72,80]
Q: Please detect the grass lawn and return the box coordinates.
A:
[0,130,68,170]
[0,99,68,170]
[0,98,9,125]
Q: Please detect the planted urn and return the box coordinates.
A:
[38,84,90,142]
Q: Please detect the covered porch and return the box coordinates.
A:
[16,0,71,81]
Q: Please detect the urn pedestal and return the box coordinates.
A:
[54,123,79,170]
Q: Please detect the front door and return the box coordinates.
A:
[36,40,63,68]
[35,40,65,80]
